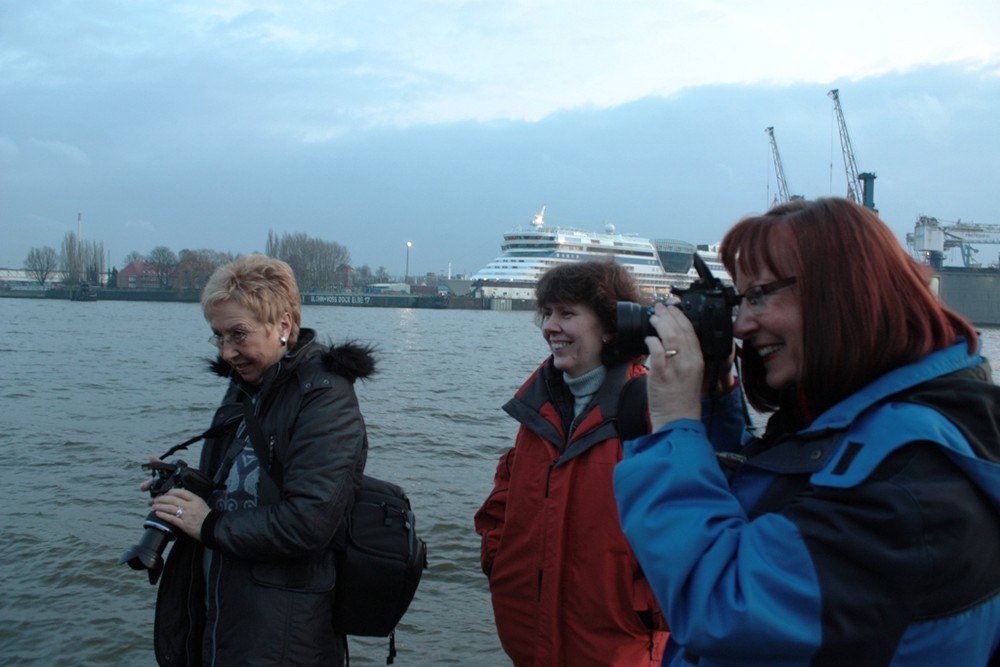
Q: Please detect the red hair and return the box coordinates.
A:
[721,198,977,416]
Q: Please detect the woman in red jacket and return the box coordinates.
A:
[475,260,669,666]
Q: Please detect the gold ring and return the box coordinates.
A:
[664,349,679,358]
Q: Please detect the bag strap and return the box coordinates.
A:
[616,375,650,443]
[241,396,273,473]
[239,397,284,503]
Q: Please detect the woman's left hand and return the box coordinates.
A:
[150,489,211,541]
[644,302,705,430]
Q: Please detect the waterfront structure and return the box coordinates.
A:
[471,207,713,300]
[118,261,164,289]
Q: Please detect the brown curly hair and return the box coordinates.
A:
[535,260,643,366]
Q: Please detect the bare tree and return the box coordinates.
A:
[266,230,279,258]
[123,250,145,266]
[374,266,392,283]
[175,249,233,291]
[147,246,178,288]
[59,231,106,285]
[60,231,84,283]
[267,230,352,290]
[354,264,374,289]
[83,239,106,285]
[24,246,59,286]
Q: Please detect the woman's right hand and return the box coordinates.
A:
[644,302,705,430]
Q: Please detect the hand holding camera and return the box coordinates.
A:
[616,253,739,429]
[616,253,739,361]
[119,457,219,584]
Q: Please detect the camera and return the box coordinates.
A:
[118,459,219,584]
[617,253,739,361]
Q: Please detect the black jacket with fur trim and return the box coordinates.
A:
[154,328,376,667]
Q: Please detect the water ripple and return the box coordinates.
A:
[6,299,990,665]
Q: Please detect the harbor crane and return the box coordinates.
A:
[765,126,792,205]
[910,216,1000,268]
[828,88,877,211]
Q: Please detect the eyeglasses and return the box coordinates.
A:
[736,277,797,313]
[208,328,257,348]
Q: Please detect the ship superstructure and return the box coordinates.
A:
[471,207,717,300]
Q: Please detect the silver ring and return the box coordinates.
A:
[175,507,184,518]
[664,349,679,358]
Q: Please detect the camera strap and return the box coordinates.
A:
[158,415,241,460]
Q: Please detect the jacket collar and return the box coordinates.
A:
[505,357,642,464]
[806,339,982,434]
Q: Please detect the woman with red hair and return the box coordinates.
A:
[615,198,1000,665]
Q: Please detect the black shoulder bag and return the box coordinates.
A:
[240,398,427,665]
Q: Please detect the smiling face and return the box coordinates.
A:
[540,302,608,378]
[206,300,291,385]
[733,268,803,391]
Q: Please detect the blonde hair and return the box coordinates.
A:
[201,255,302,344]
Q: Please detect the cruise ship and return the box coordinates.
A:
[470,207,726,300]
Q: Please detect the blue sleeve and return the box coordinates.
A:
[614,422,823,665]
[700,387,748,454]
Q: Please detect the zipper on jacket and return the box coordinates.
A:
[208,554,223,667]
[538,458,558,600]
[181,548,200,664]
[544,459,557,497]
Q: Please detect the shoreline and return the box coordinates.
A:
[7,269,1000,324]
[0,288,538,311]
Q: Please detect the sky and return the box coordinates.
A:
[2,0,1000,278]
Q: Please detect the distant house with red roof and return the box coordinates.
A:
[117,261,164,289]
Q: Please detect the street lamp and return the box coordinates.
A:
[405,241,412,284]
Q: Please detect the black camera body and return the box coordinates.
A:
[118,459,219,584]
[617,253,739,361]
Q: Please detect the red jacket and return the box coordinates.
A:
[475,358,667,667]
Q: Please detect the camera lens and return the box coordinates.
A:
[616,302,654,358]
[122,459,220,584]
[118,511,176,583]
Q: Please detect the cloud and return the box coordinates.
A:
[29,138,90,166]
[7,0,998,142]
[1,1,999,272]
[124,219,156,233]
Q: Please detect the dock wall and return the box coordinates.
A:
[935,268,1000,327]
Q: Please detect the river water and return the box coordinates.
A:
[1,298,998,666]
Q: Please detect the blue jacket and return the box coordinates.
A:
[614,342,1000,666]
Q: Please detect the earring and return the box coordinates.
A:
[280,336,288,346]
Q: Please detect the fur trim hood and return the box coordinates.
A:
[207,329,377,384]
[318,340,377,382]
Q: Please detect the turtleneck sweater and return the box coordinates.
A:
[564,365,607,417]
